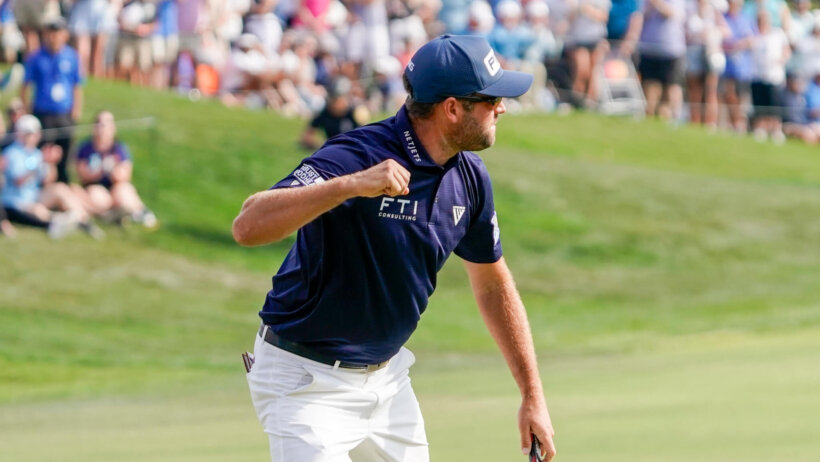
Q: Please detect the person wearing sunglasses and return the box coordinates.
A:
[233,34,557,462]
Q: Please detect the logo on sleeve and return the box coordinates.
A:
[491,211,500,245]
[452,206,465,226]
[293,165,325,186]
[483,50,501,76]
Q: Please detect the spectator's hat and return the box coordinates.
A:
[526,0,550,18]
[15,115,41,134]
[43,17,67,31]
[496,0,522,19]
[405,35,533,103]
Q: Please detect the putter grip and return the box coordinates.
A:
[529,434,542,462]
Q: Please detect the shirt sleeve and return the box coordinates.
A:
[271,137,369,190]
[117,142,132,162]
[23,55,36,85]
[454,159,503,264]
[5,149,28,180]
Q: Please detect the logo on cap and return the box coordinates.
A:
[483,50,501,76]
[408,61,415,72]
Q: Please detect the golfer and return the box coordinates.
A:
[233,34,556,462]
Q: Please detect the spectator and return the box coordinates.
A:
[722,0,756,133]
[781,73,817,143]
[1,97,26,150]
[245,0,284,59]
[0,0,24,63]
[69,0,112,78]
[439,0,472,34]
[685,0,728,127]
[638,0,686,120]
[565,0,611,106]
[21,17,83,184]
[151,0,180,89]
[1,114,101,239]
[220,33,279,108]
[489,1,534,64]
[793,8,820,81]
[300,76,367,150]
[72,111,157,228]
[607,0,643,57]
[461,1,496,37]
[0,120,14,236]
[742,0,791,34]
[750,10,789,142]
[13,0,61,56]
[116,0,157,86]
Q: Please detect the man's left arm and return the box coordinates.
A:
[72,85,83,122]
[463,257,557,461]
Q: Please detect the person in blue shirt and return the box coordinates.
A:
[233,35,556,462]
[20,17,84,184]
[1,114,101,239]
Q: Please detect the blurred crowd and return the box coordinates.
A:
[2,1,820,140]
[6,0,820,238]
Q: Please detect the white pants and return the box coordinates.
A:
[247,331,429,462]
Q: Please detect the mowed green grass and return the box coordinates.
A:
[2,79,820,460]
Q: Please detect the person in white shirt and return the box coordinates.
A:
[750,10,790,142]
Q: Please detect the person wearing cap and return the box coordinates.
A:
[300,77,368,151]
[20,16,84,184]
[233,34,556,462]
[1,114,101,239]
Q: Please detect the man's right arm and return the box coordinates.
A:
[232,159,410,246]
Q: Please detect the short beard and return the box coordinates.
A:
[452,110,494,152]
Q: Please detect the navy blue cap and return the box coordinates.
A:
[404,34,534,103]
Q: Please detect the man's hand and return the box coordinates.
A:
[519,395,556,461]
[349,159,410,197]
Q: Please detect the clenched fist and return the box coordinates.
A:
[350,159,411,198]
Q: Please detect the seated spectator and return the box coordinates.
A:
[300,77,368,150]
[1,115,101,239]
[0,98,25,150]
[781,73,817,143]
[72,111,157,229]
[802,66,820,137]
[0,138,15,237]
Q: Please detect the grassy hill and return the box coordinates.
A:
[1,79,820,461]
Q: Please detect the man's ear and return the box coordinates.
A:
[440,97,462,124]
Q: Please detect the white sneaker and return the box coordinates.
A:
[47,212,79,240]
[133,208,159,230]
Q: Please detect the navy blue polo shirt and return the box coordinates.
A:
[24,46,83,116]
[260,106,503,364]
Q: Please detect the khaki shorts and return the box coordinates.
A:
[117,35,153,72]
[13,0,61,28]
[152,35,180,65]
